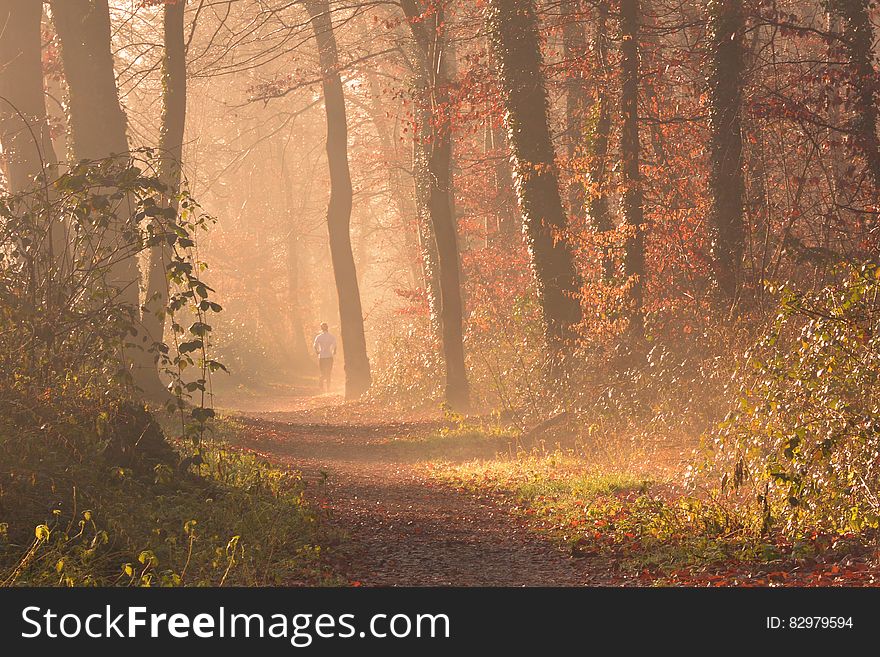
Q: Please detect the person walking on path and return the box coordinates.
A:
[313,322,337,393]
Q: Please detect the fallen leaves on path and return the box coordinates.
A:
[217,394,610,586]
[215,392,880,587]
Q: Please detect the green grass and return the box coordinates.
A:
[427,451,780,578]
[386,414,519,445]
[358,417,523,463]
[0,404,340,587]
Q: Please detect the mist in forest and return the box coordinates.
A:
[5,0,874,409]
[3,0,880,589]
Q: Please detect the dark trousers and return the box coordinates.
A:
[319,357,333,389]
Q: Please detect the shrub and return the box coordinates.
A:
[0,155,329,587]
[713,264,880,536]
[0,391,331,586]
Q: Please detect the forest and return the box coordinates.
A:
[1,0,880,588]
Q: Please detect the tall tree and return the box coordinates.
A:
[483,35,517,241]
[486,121,518,239]
[305,0,372,398]
[706,0,745,301]
[401,0,469,410]
[588,1,614,281]
[140,0,188,401]
[51,0,150,387]
[50,1,128,165]
[413,102,443,338]
[561,0,590,226]
[0,1,57,193]
[486,0,583,377]
[826,0,880,195]
[620,0,646,332]
[0,1,64,260]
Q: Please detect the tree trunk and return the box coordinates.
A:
[402,0,469,411]
[139,0,188,401]
[486,121,517,239]
[50,0,147,381]
[484,31,517,241]
[620,0,646,333]
[50,0,133,291]
[487,0,583,377]
[412,112,443,334]
[0,0,57,194]
[707,0,746,301]
[424,89,469,411]
[306,0,372,398]
[0,0,67,274]
[50,1,129,164]
[827,1,880,210]
[588,1,614,281]
[562,0,589,227]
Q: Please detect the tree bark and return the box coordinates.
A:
[139,0,188,401]
[51,0,148,386]
[707,0,745,301]
[50,0,134,297]
[484,31,517,240]
[487,0,583,377]
[561,0,589,227]
[306,0,372,398]
[827,0,880,205]
[0,1,57,192]
[620,0,646,333]
[0,0,65,260]
[588,1,614,281]
[412,102,445,341]
[486,121,517,239]
[402,0,469,411]
[50,1,128,164]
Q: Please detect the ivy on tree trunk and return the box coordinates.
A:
[620,0,646,334]
[402,0,470,411]
[487,0,584,379]
[140,0,188,402]
[707,0,746,302]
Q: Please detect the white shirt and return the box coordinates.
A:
[313,331,337,359]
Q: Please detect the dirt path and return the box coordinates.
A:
[219,393,607,586]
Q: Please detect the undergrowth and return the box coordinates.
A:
[428,449,878,584]
[0,396,337,587]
